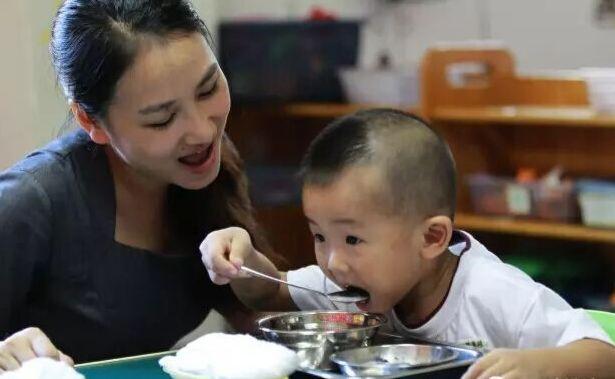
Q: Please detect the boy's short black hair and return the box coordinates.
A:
[299,108,457,220]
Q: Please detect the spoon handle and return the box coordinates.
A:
[240,266,327,298]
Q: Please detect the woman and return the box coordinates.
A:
[0,0,274,370]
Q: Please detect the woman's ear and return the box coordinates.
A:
[420,215,453,260]
[70,102,110,145]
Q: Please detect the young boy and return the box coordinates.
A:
[201,109,615,378]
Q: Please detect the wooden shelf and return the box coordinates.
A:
[281,103,384,118]
[240,103,615,128]
[456,213,615,244]
[431,106,615,128]
[237,103,420,119]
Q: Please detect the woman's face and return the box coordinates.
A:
[101,32,231,190]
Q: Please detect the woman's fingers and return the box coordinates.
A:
[0,350,21,371]
[208,253,237,284]
[0,327,71,371]
[1,330,37,365]
[227,232,256,279]
[200,227,255,284]
[30,330,61,360]
[59,351,75,366]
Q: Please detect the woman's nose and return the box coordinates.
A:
[184,108,216,145]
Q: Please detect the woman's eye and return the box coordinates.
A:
[314,233,325,243]
[148,113,176,129]
[345,235,362,245]
[198,81,218,99]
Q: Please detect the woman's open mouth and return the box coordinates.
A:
[178,144,216,173]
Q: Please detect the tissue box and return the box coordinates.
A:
[577,180,615,228]
[532,180,578,222]
[466,174,532,217]
[466,173,578,222]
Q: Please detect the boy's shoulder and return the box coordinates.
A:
[398,232,609,349]
[454,232,543,313]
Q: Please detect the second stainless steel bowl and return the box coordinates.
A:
[330,343,460,376]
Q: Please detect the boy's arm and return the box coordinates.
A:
[462,338,615,379]
[552,338,615,378]
[464,284,615,379]
[200,227,296,311]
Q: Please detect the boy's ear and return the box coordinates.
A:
[420,215,453,260]
[70,102,110,145]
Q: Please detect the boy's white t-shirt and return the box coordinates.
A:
[286,231,613,350]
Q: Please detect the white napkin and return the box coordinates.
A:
[0,357,84,379]
[159,333,299,379]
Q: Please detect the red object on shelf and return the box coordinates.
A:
[516,167,537,183]
[309,6,337,21]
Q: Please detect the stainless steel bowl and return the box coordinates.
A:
[330,343,460,376]
[257,311,386,370]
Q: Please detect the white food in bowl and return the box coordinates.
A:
[159,333,299,379]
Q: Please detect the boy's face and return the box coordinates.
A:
[302,165,426,314]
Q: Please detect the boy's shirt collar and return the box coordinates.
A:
[449,229,471,256]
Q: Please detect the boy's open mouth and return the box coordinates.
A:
[345,285,370,308]
[356,298,369,306]
[178,144,213,166]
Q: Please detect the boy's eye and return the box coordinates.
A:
[313,233,325,243]
[345,235,362,245]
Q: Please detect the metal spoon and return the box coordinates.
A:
[240,266,369,304]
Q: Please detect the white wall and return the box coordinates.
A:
[216,0,374,20]
[360,0,615,71]
[360,0,482,68]
[30,1,73,145]
[0,1,43,170]
[487,0,615,71]
[0,0,71,170]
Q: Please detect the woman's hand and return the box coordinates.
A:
[0,327,73,372]
[200,227,294,310]
[200,226,256,285]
